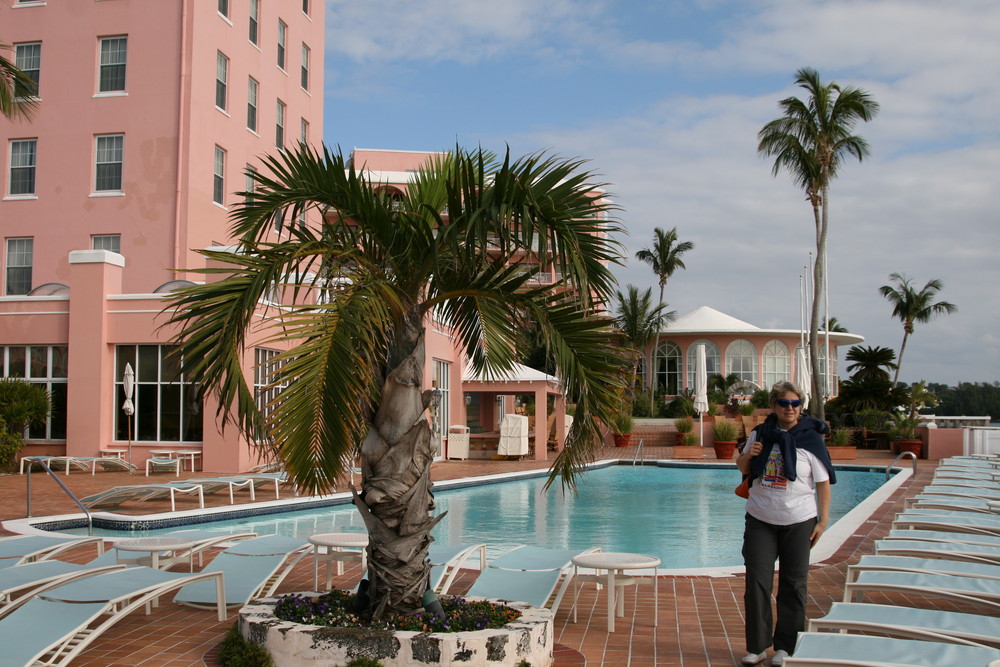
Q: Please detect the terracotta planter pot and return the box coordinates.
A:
[712,441,737,459]
[827,446,857,460]
[895,439,922,458]
[672,445,706,459]
[612,433,632,447]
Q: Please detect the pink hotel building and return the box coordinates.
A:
[1,2,859,472]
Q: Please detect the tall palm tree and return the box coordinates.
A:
[844,345,897,383]
[0,44,38,120]
[634,227,693,411]
[165,144,629,619]
[757,68,879,420]
[822,316,848,333]
[613,284,672,393]
[878,273,957,385]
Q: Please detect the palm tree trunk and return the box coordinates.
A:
[352,309,443,619]
[893,331,910,386]
[650,283,665,415]
[810,192,827,420]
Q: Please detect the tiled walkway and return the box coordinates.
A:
[0,447,939,666]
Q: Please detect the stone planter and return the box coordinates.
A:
[827,446,857,460]
[239,594,554,667]
[712,441,737,459]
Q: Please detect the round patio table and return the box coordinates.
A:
[308,532,369,590]
[571,551,660,633]
[115,536,197,571]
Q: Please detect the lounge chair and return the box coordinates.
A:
[881,528,1000,548]
[188,475,282,501]
[808,602,1000,649]
[87,456,138,474]
[0,535,105,568]
[846,554,1000,583]
[145,456,180,476]
[0,566,226,666]
[465,545,599,613]
[874,538,1000,566]
[173,534,310,608]
[783,632,1000,666]
[910,485,1000,502]
[428,543,486,594]
[907,496,1000,514]
[183,477,260,503]
[19,456,92,476]
[844,570,1000,613]
[80,482,205,511]
[893,510,1000,538]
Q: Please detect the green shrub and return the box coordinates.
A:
[738,402,756,416]
[673,416,693,434]
[711,419,740,442]
[217,623,273,667]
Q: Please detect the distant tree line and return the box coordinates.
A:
[926,382,999,421]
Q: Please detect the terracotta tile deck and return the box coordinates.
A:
[0,447,945,666]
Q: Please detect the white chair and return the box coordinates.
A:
[145,457,180,476]
[497,414,529,458]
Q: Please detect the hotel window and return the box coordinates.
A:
[14,43,40,98]
[244,164,256,203]
[275,100,285,149]
[248,0,259,45]
[94,134,124,192]
[300,44,310,91]
[685,339,720,391]
[213,146,226,205]
[302,0,309,15]
[726,339,758,384]
[98,37,127,93]
[1,345,68,441]
[653,340,682,395]
[300,118,309,144]
[5,238,33,295]
[277,20,287,69]
[254,348,288,424]
[115,345,203,442]
[762,339,790,389]
[215,51,229,111]
[217,0,229,19]
[246,77,258,131]
[92,234,121,254]
[8,139,37,196]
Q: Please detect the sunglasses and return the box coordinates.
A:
[776,399,802,408]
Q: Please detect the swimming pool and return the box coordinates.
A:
[51,463,894,569]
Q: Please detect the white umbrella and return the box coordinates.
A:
[122,362,135,474]
[795,347,811,411]
[694,344,709,445]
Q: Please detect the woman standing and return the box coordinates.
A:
[736,381,834,665]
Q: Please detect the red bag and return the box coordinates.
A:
[735,477,750,499]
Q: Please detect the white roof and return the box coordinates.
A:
[463,362,560,384]
[663,306,864,345]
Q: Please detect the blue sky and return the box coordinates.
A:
[322,0,1000,386]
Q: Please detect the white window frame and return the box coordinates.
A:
[254,348,288,425]
[213,146,226,205]
[14,42,41,99]
[248,0,259,45]
[762,339,790,389]
[98,36,127,94]
[8,139,37,197]
[94,134,124,193]
[275,99,285,149]
[1,345,68,441]
[5,238,33,295]
[277,20,287,70]
[726,339,758,385]
[685,339,720,391]
[92,234,121,254]
[300,43,310,91]
[114,344,202,443]
[247,76,258,132]
[300,118,309,144]
[216,51,229,111]
[244,164,256,203]
[217,0,229,19]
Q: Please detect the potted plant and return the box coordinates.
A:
[611,410,633,447]
[826,428,857,460]
[890,413,923,457]
[672,417,704,458]
[673,415,693,444]
[711,419,740,459]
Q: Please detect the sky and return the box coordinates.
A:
[321,0,1000,387]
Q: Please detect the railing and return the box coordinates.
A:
[632,438,645,465]
[23,458,93,535]
[886,451,917,481]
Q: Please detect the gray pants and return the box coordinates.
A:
[742,513,816,654]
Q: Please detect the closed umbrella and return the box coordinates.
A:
[694,344,709,445]
[122,362,135,474]
[795,347,811,411]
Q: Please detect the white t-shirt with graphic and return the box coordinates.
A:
[745,430,830,526]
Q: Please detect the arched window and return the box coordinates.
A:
[762,340,789,389]
[686,339,720,390]
[726,339,757,384]
[653,341,682,395]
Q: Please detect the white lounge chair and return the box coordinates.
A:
[881,528,1000,548]
[809,602,1000,649]
[844,570,1000,613]
[893,510,1000,538]
[145,456,180,476]
[80,482,205,511]
[907,496,1000,514]
[19,456,92,476]
[428,543,486,595]
[0,535,105,569]
[465,545,599,613]
[174,534,310,608]
[875,539,1000,566]
[847,554,1000,583]
[783,632,1000,666]
[909,485,1000,502]
[0,566,226,666]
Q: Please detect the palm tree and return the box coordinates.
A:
[165,144,629,619]
[879,273,957,385]
[757,68,879,420]
[634,227,693,411]
[844,345,897,383]
[613,284,672,393]
[822,316,848,333]
[0,44,38,120]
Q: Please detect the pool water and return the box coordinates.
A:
[64,465,888,568]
